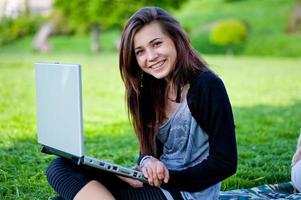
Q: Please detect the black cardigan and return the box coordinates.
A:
[138,71,237,192]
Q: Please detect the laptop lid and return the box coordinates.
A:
[35,62,148,183]
[35,62,84,158]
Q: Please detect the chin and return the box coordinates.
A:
[152,73,168,79]
[150,70,171,80]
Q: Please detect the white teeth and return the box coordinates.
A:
[151,60,165,69]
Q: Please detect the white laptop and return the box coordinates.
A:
[35,62,147,183]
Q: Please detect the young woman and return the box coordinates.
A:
[46,7,237,200]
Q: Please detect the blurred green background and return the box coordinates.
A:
[1,0,301,56]
[0,0,301,199]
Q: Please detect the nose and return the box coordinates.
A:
[146,49,157,62]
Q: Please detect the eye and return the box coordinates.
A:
[135,49,144,56]
[153,41,162,47]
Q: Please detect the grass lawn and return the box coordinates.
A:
[175,0,301,57]
[0,51,301,199]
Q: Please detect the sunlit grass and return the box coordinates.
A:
[0,52,301,199]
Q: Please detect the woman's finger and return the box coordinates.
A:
[163,166,169,183]
[145,167,154,186]
[140,158,169,186]
[149,162,162,187]
[156,164,165,180]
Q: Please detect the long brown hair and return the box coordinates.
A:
[119,7,209,155]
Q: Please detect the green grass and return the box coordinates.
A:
[176,0,301,57]
[0,51,301,199]
[0,29,121,55]
[177,0,296,33]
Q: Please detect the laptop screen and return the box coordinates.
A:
[35,62,84,157]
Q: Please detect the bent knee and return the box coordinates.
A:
[46,157,70,183]
[292,160,301,192]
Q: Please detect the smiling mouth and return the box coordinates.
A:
[149,60,166,69]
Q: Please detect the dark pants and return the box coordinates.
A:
[46,157,182,200]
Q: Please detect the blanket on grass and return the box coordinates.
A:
[219,182,301,199]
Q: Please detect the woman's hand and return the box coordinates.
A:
[140,157,169,187]
[117,175,143,188]
[116,165,143,188]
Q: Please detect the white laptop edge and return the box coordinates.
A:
[35,62,148,183]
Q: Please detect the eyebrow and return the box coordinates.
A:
[134,37,162,50]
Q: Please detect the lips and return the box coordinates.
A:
[149,59,166,70]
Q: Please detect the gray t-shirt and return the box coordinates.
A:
[157,99,220,200]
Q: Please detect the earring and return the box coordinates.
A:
[140,72,144,88]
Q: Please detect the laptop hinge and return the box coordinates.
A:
[40,145,84,165]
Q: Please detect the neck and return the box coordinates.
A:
[167,82,183,103]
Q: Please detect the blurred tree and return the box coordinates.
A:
[210,19,248,55]
[0,0,45,47]
[33,21,55,52]
[24,0,30,16]
[287,1,301,33]
[53,0,187,52]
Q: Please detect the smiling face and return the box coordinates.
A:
[133,22,177,80]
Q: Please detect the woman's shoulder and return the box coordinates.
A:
[190,71,224,90]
